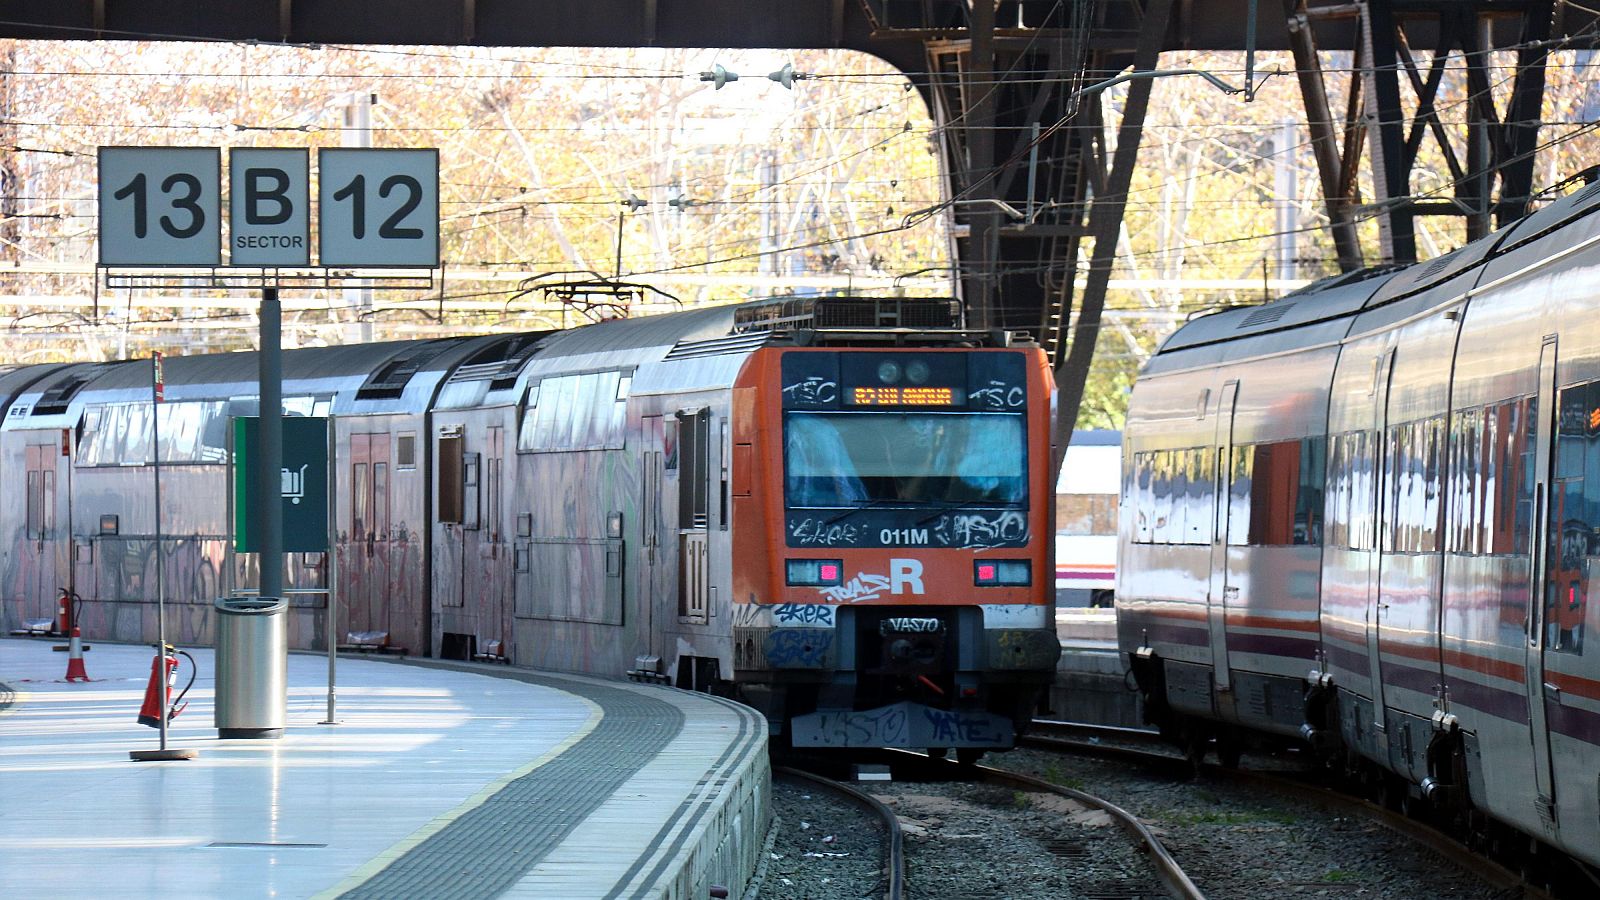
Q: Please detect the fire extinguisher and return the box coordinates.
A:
[55,587,80,637]
[137,644,197,728]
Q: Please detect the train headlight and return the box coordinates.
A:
[876,361,903,384]
[974,560,1030,586]
[904,360,930,384]
[786,559,843,586]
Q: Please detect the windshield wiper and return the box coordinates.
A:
[822,496,905,526]
[914,498,1012,527]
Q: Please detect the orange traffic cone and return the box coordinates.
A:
[64,626,89,682]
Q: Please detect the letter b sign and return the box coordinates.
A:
[229,148,309,266]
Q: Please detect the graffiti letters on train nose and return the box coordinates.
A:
[930,510,1028,549]
[818,559,925,602]
[781,376,838,404]
[968,380,1025,409]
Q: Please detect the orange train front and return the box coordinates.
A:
[727,330,1060,750]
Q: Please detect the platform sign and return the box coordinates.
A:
[98,147,222,266]
[317,148,439,267]
[234,416,328,553]
[229,148,310,266]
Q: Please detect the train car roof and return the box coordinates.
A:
[1151,177,1600,361]
[1156,268,1396,353]
[514,305,743,397]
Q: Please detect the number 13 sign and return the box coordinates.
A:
[98,146,438,268]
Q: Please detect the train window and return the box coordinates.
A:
[1151,451,1173,544]
[1382,418,1443,553]
[77,401,229,466]
[438,434,464,524]
[1225,447,1252,545]
[1488,397,1536,556]
[719,419,730,531]
[517,371,629,452]
[783,412,1026,510]
[25,470,40,538]
[1130,452,1152,543]
[1447,409,1485,554]
[1186,448,1214,545]
[1226,438,1324,547]
[1124,449,1212,544]
[679,408,711,529]
[396,433,417,470]
[1546,380,1600,654]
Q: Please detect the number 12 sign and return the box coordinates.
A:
[318,148,439,267]
[99,147,222,266]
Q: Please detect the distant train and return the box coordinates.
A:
[1119,182,1600,867]
[1,296,1059,752]
[1054,429,1119,608]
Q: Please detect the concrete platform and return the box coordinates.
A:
[1050,609,1145,728]
[0,638,769,899]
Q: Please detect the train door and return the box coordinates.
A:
[23,442,63,620]
[462,426,505,648]
[678,408,711,625]
[640,416,666,659]
[350,432,392,638]
[1366,350,1396,735]
[1207,382,1238,693]
[1526,338,1558,822]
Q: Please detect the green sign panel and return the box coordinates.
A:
[234,416,329,553]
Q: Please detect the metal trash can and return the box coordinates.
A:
[213,596,288,739]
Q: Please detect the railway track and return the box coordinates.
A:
[1022,720,1557,899]
[770,765,906,900]
[777,748,1198,899]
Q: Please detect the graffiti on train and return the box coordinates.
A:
[773,603,835,626]
[796,703,1010,748]
[765,629,832,666]
[929,510,1028,549]
[968,381,1026,410]
[781,376,838,405]
[788,517,861,547]
[817,559,925,603]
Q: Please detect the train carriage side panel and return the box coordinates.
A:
[1324,274,1471,782]
[1214,331,1338,738]
[1122,272,1390,742]
[0,363,85,636]
[494,309,739,681]
[1444,193,1600,856]
[427,334,548,662]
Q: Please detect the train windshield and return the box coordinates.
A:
[784,411,1026,508]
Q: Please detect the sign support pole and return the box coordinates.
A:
[258,287,283,600]
[130,352,196,761]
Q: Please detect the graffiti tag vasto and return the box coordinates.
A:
[929,510,1029,549]
[817,559,924,602]
[792,700,1015,748]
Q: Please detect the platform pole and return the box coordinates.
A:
[259,287,283,600]
[131,351,196,761]
[321,413,338,725]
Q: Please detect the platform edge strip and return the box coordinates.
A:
[308,692,604,900]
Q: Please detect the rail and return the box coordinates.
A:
[1021,722,1550,898]
[773,765,905,900]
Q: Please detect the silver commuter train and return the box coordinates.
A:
[2,296,1061,750]
[1121,181,1600,867]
